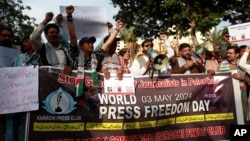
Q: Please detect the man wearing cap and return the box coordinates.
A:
[77,36,99,71]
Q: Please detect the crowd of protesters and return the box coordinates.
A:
[1,4,250,141]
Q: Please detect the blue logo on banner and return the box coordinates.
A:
[42,87,77,114]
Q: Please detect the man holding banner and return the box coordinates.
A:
[0,27,19,141]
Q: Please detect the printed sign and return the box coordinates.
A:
[228,22,250,42]
[27,67,243,141]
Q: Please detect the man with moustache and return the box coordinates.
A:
[30,12,73,74]
[0,27,16,49]
[171,43,205,74]
[218,46,250,122]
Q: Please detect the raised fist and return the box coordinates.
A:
[66,5,74,15]
[45,12,54,22]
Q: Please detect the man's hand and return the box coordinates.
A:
[194,58,203,65]
[184,60,195,69]
[45,12,54,23]
[56,14,63,27]
[207,69,216,75]
[144,60,151,69]
[66,5,74,16]
[107,22,113,29]
[63,66,72,75]
[232,73,244,81]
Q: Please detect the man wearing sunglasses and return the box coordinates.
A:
[217,31,232,59]
[130,39,154,76]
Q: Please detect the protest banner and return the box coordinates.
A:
[27,67,243,141]
[60,6,108,40]
[0,66,39,114]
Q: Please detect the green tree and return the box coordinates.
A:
[110,0,248,49]
[223,0,250,25]
[119,25,139,60]
[0,0,37,44]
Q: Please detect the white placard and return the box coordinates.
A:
[60,6,108,40]
[228,22,250,43]
[0,66,39,114]
[104,73,135,95]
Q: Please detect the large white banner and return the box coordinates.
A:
[0,66,39,114]
[228,22,250,43]
[60,6,108,40]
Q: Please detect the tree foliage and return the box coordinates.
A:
[110,0,250,46]
[0,0,37,44]
[223,0,250,24]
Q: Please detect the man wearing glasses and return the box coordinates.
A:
[218,46,250,123]
[130,39,153,76]
[217,31,232,59]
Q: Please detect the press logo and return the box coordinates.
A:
[234,129,247,136]
[230,125,250,140]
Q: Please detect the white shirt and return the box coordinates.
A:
[164,40,175,59]
[239,52,250,75]
[55,48,67,68]
[130,54,149,76]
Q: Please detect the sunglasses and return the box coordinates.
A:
[144,44,153,47]
[124,50,130,53]
[225,35,230,38]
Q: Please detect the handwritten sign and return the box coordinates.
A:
[0,46,19,67]
[0,66,39,114]
[228,22,250,42]
[60,6,108,40]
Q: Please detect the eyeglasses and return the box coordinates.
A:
[124,50,130,53]
[225,35,230,38]
[144,44,153,47]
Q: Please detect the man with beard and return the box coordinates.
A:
[0,27,16,49]
[171,43,205,74]
[130,39,154,76]
[30,12,73,75]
